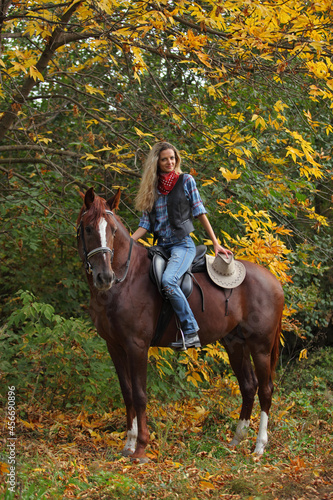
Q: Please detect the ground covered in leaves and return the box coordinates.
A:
[1,361,333,500]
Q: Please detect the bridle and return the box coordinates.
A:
[77,209,133,284]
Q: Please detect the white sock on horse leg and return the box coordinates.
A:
[123,416,138,454]
[254,411,268,455]
[230,419,250,446]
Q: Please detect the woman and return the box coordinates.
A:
[132,142,232,350]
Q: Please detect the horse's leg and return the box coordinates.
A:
[249,349,274,455]
[247,314,281,455]
[222,334,258,447]
[107,346,137,457]
[126,343,150,463]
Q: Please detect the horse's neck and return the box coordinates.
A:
[113,223,131,254]
[113,222,148,275]
[113,221,134,268]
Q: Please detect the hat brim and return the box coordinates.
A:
[205,254,246,289]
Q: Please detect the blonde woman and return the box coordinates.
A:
[132,142,232,350]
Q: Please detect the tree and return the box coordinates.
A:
[0,0,332,341]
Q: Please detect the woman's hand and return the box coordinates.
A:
[213,242,233,257]
[197,214,233,258]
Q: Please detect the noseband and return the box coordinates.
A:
[77,209,133,284]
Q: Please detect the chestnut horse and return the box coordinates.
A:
[77,187,284,461]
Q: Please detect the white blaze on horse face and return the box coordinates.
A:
[254,411,269,455]
[98,217,108,260]
[123,417,138,454]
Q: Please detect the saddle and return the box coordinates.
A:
[148,245,207,346]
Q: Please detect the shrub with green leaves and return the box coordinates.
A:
[0,290,122,410]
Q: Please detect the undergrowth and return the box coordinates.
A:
[0,292,332,499]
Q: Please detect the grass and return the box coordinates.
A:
[1,348,333,499]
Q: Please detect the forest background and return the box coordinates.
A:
[0,0,332,498]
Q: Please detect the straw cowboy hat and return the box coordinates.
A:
[206,253,246,289]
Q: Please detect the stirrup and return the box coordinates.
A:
[169,331,201,351]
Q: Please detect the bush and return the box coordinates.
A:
[0,290,122,410]
[0,291,235,413]
[280,346,333,393]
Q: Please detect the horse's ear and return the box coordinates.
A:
[107,189,121,211]
[84,187,95,209]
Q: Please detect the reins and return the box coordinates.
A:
[115,237,133,284]
[77,209,133,284]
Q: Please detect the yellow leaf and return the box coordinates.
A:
[187,375,198,387]
[299,348,308,360]
[274,100,289,113]
[134,127,154,137]
[278,8,292,24]
[219,167,241,183]
[37,137,52,145]
[104,162,130,170]
[251,114,266,130]
[191,372,203,382]
[20,419,36,429]
[325,125,333,135]
[10,61,27,74]
[201,179,214,186]
[85,85,105,96]
[196,51,212,67]
[95,147,113,152]
[286,146,303,162]
[29,66,44,82]
[81,154,99,160]
[199,481,216,490]
[0,462,9,474]
[133,71,141,84]
[63,0,82,15]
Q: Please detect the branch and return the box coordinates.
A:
[0,145,141,178]
[0,144,81,157]
[172,14,229,39]
[43,93,141,169]
[0,164,33,185]
[0,164,136,219]
[0,0,82,143]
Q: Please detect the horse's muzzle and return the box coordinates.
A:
[94,270,116,291]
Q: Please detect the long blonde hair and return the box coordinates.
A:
[135,142,182,212]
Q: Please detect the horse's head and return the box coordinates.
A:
[77,187,121,291]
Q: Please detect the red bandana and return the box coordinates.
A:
[158,171,179,195]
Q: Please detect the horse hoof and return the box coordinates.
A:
[228,438,240,447]
[130,456,150,464]
[122,448,135,457]
[254,447,265,456]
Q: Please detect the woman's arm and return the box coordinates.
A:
[132,226,148,241]
[197,213,232,257]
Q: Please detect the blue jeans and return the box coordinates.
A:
[160,235,199,335]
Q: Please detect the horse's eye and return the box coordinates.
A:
[85,226,92,235]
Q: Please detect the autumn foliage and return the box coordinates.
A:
[0,1,333,497]
[0,0,332,339]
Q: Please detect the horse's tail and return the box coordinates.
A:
[271,312,282,379]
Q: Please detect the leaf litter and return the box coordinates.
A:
[0,385,332,499]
